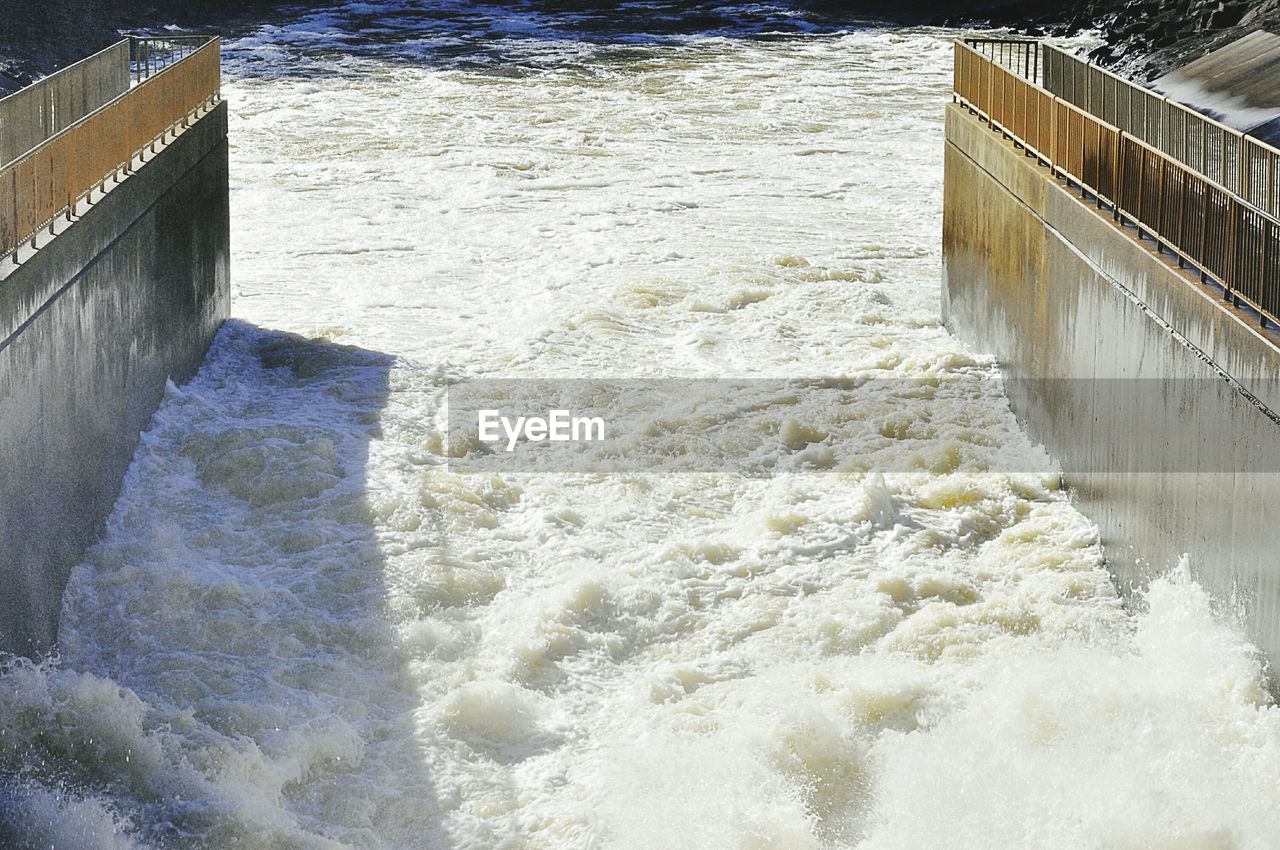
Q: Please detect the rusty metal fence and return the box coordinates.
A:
[1043,43,1280,218]
[962,37,1041,82]
[131,36,213,82]
[0,36,221,261]
[0,40,131,168]
[956,38,1280,329]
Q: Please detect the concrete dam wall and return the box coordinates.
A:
[942,100,1280,668]
[0,95,229,655]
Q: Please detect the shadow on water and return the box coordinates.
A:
[0,320,451,849]
[211,0,911,79]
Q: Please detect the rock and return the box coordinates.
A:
[1207,4,1247,29]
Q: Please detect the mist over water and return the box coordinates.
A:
[4,3,1280,848]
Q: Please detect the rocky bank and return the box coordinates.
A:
[1069,0,1280,79]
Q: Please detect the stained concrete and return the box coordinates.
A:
[0,100,229,655]
[943,101,1280,669]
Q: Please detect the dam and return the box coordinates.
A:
[3,4,1280,848]
[0,36,228,655]
[944,38,1280,671]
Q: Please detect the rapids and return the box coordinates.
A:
[3,4,1279,848]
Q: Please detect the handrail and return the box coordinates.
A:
[0,39,131,168]
[962,37,1040,83]
[0,36,221,261]
[130,36,215,82]
[1042,42,1280,217]
[956,39,1280,329]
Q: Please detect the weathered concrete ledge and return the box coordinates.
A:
[0,101,229,655]
[943,101,1280,668]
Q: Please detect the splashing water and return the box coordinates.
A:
[3,3,1280,848]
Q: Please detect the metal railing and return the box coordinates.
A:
[0,36,221,261]
[1043,43,1280,218]
[0,41,131,168]
[130,36,213,82]
[963,37,1041,82]
[955,39,1280,329]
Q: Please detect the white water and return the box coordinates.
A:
[4,4,1280,848]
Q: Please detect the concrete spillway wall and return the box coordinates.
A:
[0,101,229,655]
[943,102,1280,669]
